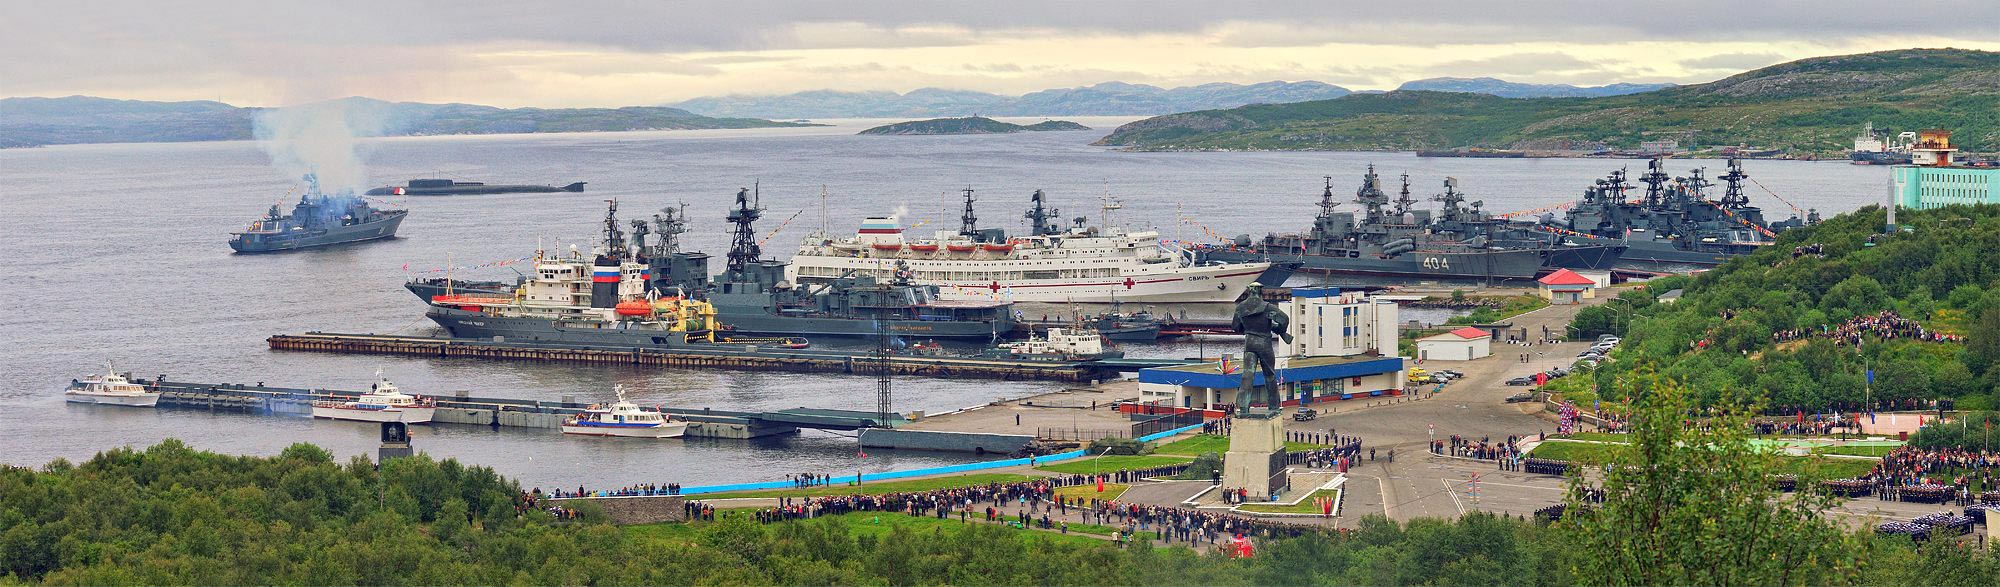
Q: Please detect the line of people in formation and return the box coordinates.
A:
[1772,310,1964,346]
[1862,446,2000,505]
[537,483,680,499]
[713,473,1318,546]
[788,472,834,488]
[1431,434,1528,470]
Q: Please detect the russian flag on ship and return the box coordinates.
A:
[592,268,620,283]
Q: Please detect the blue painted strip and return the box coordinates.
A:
[679,422,1206,495]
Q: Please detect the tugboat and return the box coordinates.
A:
[64,363,159,407]
[311,373,435,423]
[560,385,687,438]
[1551,158,1812,271]
[367,178,586,196]
[1194,167,1548,281]
[230,174,407,253]
[989,327,1123,361]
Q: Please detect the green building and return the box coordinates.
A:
[1891,165,2000,210]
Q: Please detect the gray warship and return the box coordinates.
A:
[413,193,1015,340]
[1551,158,1814,272]
[1194,167,1549,281]
[229,174,407,253]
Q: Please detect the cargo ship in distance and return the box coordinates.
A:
[787,189,1292,307]
[366,178,586,196]
[230,174,407,253]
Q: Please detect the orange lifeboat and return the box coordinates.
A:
[946,243,977,253]
[614,300,653,317]
[981,243,1014,252]
[871,243,903,252]
[908,243,939,252]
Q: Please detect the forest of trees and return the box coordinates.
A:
[4,427,1997,585]
[1569,204,2000,413]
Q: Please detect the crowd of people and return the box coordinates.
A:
[709,474,1322,548]
[515,490,580,520]
[537,483,679,498]
[1431,434,1527,470]
[1772,310,1963,346]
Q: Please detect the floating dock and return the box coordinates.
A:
[268,332,1190,382]
[133,378,911,439]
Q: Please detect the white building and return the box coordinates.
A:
[1134,287,1406,414]
[1415,326,1493,362]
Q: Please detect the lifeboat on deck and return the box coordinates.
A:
[946,243,977,253]
[871,243,904,252]
[981,243,1014,252]
[614,300,654,317]
[908,243,939,252]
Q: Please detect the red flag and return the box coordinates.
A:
[1096,476,1105,492]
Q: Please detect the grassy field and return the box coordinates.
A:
[626,510,1109,547]
[1155,434,1328,456]
[1812,444,1901,458]
[1054,482,1129,502]
[1561,432,1634,444]
[1238,488,1341,515]
[1529,440,1878,479]
[1035,455,1192,475]
[694,473,1034,500]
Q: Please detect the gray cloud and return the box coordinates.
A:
[1680,52,1791,71]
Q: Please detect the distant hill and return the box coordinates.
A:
[858,117,1089,135]
[0,96,811,148]
[1097,49,2000,154]
[670,81,1351,118]
[1396,77,1674,98]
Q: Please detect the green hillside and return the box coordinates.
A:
[858,116,1088,135]
[1567,203,2000,412]
[1097,49,2000,154]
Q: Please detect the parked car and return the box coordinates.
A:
[1506,376,1537,386]
[1435,370,1465,380]
[1573,358,1600,369]
[1505,392,1535,403]
[1292,407,1318,421]
[1597,335,1621,344]
[1548,367,1570,377]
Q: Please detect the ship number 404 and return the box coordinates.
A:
[1422,256,1450,270]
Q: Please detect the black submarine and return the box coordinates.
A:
[366,178,586,196]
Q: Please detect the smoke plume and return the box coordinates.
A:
[253,99,386,196]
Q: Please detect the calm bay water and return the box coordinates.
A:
[0,117,1891,487]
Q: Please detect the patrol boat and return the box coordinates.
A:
[560,385,688,438]
[310,373,435,423]
[1194,167,1546,281]
[229,174,407,253]
[64,363,160,407]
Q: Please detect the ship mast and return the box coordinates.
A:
[1316,175,1339,219]
[1395,172,1419,215]
[600,199,627,260]
[1718,157,1749,209]
[958,187,979,237]
[725,188,763,277]
[1354,165,1389,223]
[1640,157,1670,208]
[1024,189,1061,236]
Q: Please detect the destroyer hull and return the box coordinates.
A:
[1197,247,1544,281]
[1540,244,1628,270]
[1611,239,1735,272]
[231,212,407,253]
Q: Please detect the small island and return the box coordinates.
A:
[858,116,1090,135]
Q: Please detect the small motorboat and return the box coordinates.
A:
[561,385,688,438]
[64,363,160,407]
[311,372,436,423]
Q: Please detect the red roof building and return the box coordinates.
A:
[1537,268,1601,304]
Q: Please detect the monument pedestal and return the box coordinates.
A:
[1222,415,1288,500]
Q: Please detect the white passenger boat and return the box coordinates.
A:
[311,373,435,423]
[64,364,160,407]
[561,386,687,438]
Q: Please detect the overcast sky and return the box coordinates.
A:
[5,1,1996,107]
